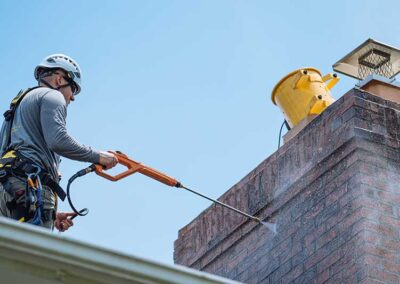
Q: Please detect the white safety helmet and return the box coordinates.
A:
[34,54,82,95]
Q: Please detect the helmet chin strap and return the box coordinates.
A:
[39,75,70,92]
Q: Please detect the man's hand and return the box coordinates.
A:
[55,212,76,232]
[99,151,118,169]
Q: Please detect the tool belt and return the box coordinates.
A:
[0,151,66,201]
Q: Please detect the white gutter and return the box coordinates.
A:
[0,217,240,284]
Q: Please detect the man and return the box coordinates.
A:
[0,54,118,231]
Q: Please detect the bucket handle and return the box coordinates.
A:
[322,73,340,90]
[293,69,310,89]
[294,70,340,90]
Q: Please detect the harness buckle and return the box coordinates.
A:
[26,164,41,180]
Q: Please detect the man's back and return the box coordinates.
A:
[1,87,99,180]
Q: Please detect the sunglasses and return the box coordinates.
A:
[69,81,78,95]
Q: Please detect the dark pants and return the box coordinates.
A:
[0,176,56,229]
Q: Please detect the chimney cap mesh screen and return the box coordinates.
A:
[358,48,392,79]
[333,39,400,80]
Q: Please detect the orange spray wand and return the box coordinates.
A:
[68,151,276,232]
[94,151,179,186]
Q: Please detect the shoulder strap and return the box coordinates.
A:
[2,86,42,151]
[4,86,41,122]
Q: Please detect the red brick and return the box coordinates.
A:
[376,189,400,204]
[305,247,327,270]
[315,269,329,284]
[282,265,303,283]
[336,206,367,233]
[383,260,400,275]
[364,221,400,240]
[226,250,248,272]
[281,239,302,264]
[304,225,326,247]
[362,254,383,268]
[362,245,397,262]
[361,279,389,284]
[355,195,394,216]
[200,246,222,268]
[379,215,400,228]
[341,263,360,280]
[320,249,342,270]
[326,182,348,204]
[381,238,400,251]
[316,228,338,250]
[363,230,382,245]
[368,267,400,283]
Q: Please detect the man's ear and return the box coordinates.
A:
[55,74,62,86]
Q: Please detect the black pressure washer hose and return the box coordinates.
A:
[66,164,97,219]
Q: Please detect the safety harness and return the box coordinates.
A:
[0,87,67,224]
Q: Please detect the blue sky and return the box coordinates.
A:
[1,0,399,264]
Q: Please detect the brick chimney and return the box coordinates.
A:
[174,83,400,283]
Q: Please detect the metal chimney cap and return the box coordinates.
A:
[333,38,400,80]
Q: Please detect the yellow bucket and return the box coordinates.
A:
[271,68,339,128]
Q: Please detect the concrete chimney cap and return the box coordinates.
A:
[333,38,400,80]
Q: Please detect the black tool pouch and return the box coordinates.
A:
[2,177,30,218]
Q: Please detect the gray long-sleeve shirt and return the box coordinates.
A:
[0,87,100,180]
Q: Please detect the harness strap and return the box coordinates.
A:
[0,151,66,201]
[3,86,42,151]
[15,162,66,201]
[41,173,66,201]
[3,87,42,122]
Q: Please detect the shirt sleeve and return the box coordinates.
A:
[40,91,100,163]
